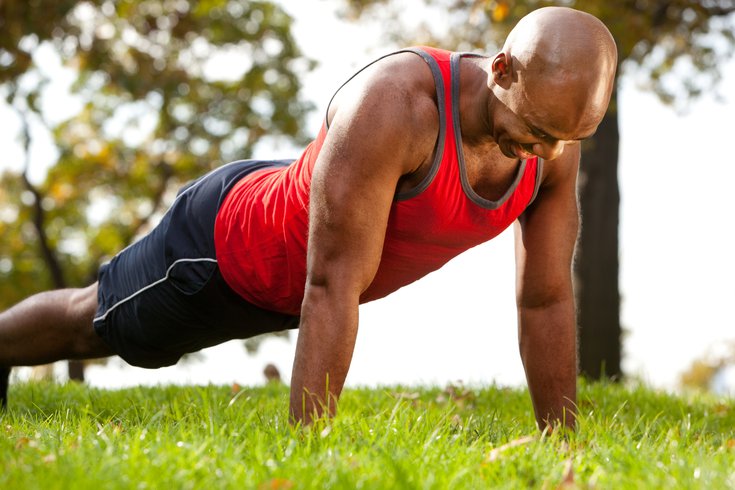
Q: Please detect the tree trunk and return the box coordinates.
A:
[23,180,87,382]
[19,118,86,383]
[574,85,622,380]
[67,361,85,382]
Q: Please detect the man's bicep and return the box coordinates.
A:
[514,146,580,307]
[307,149,397,295]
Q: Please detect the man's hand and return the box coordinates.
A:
[288,283,360,425]
[516,296,577,430]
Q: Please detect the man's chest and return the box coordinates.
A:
[396,138,523,201]
[461,140,523,202]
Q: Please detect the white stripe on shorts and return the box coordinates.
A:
[93,258,218,323]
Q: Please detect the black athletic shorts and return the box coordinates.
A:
[93,159,300,368]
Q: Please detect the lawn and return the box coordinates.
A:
[1,380,733,489]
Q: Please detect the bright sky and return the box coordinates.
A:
[4,2,734,393]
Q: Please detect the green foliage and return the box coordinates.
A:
[339,0,735,105]
[2,381,734,488]
[0,0,315,307]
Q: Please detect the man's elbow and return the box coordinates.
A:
[516,285,574,311]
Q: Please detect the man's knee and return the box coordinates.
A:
[70,324,112,359]
[67,284,111,358]
[67,284,98,323]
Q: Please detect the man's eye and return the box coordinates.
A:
[529,128,546,139]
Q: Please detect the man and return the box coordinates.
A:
[0,7,616,431]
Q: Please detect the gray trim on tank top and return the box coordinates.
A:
[394,48,447,200]
[450,52,529,210]
[323,48,447,201]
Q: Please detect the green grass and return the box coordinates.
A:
[1,380,734,489]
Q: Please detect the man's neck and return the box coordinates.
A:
[457,57,495,147]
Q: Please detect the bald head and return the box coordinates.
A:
[504,7,617,73]
[486,7,617,158]
[500,7,617,125]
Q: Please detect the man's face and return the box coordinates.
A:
[491,70,605,161]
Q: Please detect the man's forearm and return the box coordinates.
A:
[518,297,577,430]
[289,284,359,425]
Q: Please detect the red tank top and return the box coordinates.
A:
[214,47,542,315]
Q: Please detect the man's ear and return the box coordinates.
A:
[492,52,512,86]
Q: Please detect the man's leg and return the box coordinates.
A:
[0,283,112,406]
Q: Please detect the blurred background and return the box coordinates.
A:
[1,0,734,394]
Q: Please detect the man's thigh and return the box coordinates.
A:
[95,259,297,368]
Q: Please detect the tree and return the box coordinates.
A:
[337,0,735,379]
[0,0,314,380]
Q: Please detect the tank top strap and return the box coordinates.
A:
[394,47,453,200]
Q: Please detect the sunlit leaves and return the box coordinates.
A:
[491,1,511,22]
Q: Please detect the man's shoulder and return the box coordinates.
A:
[330,51,440,144]
[333,50,438,113]
[368,50,439,99]
[322,51,442,178]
